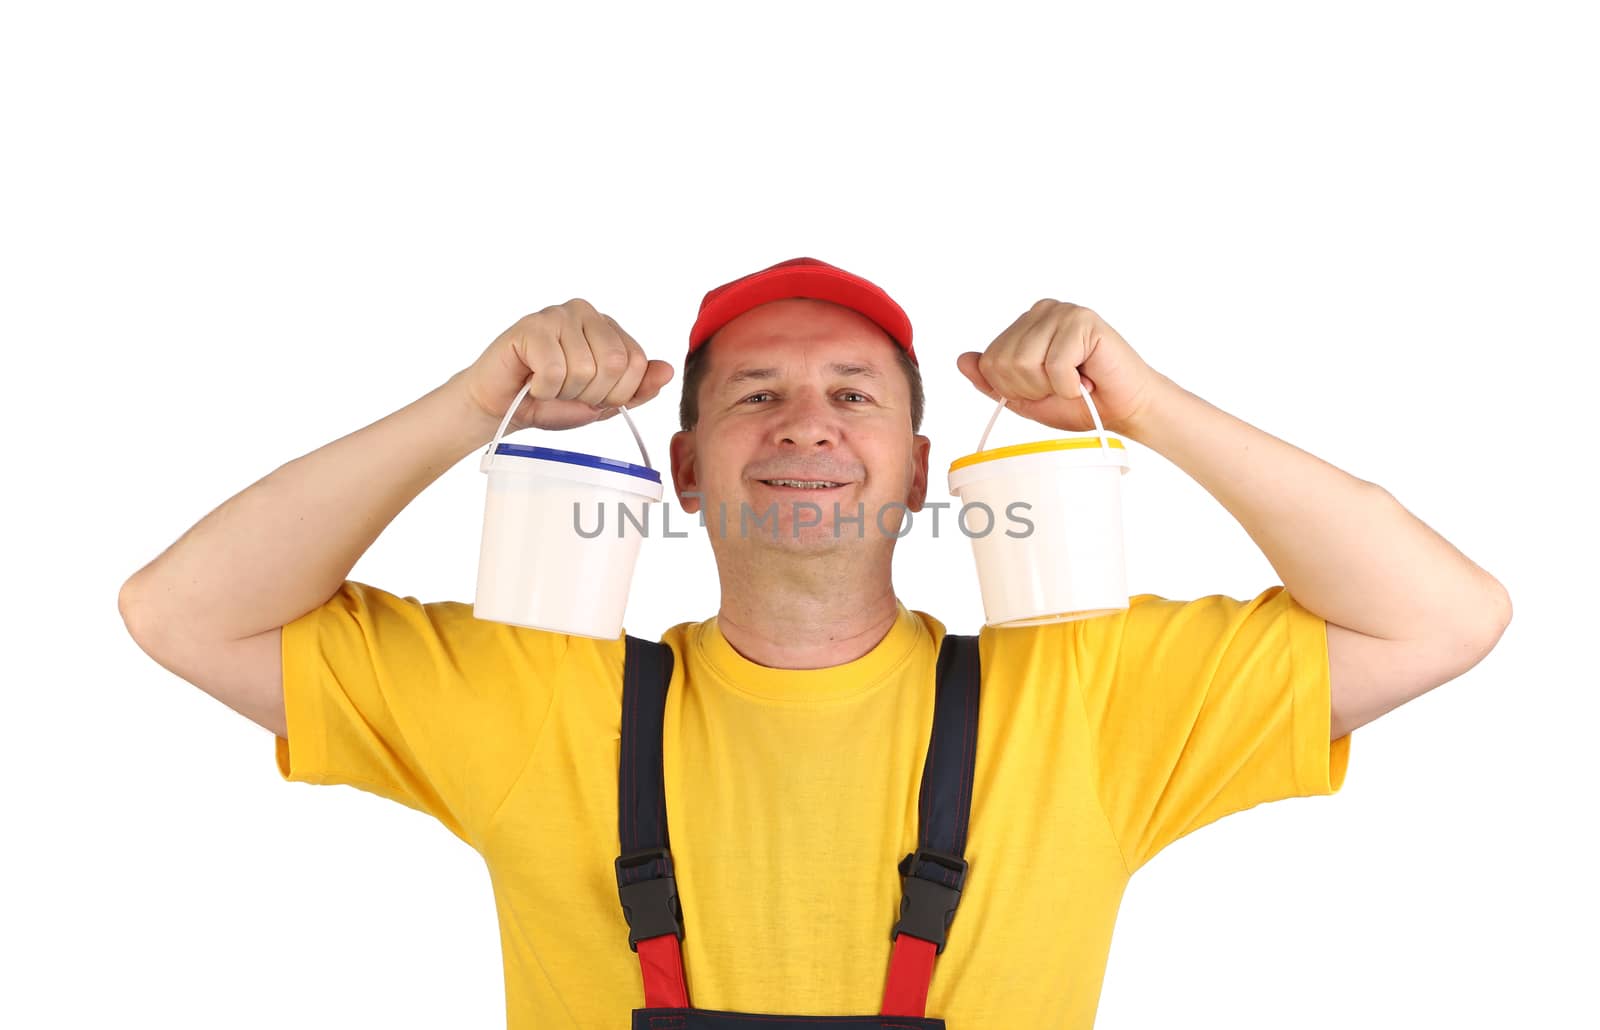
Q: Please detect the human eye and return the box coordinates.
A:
[741,391,774,404]
[839,390,870,402]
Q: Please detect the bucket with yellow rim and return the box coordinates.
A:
[946,381,1132,627]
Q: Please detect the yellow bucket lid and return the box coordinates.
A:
[948,436,1126,473]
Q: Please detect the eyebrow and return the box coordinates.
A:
[722,363,881,388]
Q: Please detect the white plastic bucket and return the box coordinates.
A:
[474,380,663,639]
[946,382,1132,628]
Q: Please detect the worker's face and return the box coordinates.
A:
[669,298,930,553]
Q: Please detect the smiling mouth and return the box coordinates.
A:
[757,479,850,490]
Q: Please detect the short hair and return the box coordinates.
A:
[678,336,925,433]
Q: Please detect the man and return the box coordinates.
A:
[118,256,1512,1028]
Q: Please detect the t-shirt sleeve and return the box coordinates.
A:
[1075,585,1350,875]
[273,579,574,848]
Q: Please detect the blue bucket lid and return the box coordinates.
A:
[492,443,662,484]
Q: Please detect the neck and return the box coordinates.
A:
[712,544,901,670]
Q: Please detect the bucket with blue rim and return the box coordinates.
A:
[475,377,663,638]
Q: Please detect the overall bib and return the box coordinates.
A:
[615,632,983,1029]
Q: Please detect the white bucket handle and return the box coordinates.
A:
[975,376,1112,454]
[478,376,653,474]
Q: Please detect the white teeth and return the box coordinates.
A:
[763,479,843,489]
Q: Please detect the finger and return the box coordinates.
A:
[555,311,599,401]
[599,314,650,409]
[575,314,633,407]
[979,307,1047,400]
[1008,318,1059,401]
[1042,322,1086,401]
[518,324,566,402]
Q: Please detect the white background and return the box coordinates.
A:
[4,1,1595,1027]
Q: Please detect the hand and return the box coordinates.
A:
[957,300,1166,437]
[457,299,676,433]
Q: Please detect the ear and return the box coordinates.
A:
[669,430,701,514]
[905,433,931,512]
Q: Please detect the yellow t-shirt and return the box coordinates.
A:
[276,580,1349,1028]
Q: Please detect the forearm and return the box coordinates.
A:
[121,370,502,642]
[1121,373,1510,642]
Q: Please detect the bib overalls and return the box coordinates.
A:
[615,632,982,1029]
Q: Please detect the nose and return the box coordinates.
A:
[771,389,840,448]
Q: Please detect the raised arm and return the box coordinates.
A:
[117,300,674,736]
[958,300,1511,742]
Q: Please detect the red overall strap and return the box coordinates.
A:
[617,638,691,1009]
[880,933,938,1017]
[638,934,690,1009]
[879,633,982,1019]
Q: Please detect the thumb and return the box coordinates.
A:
[956,351,1000,399]
[626,360,677,406]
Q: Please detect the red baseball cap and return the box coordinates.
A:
[687,257,916,366]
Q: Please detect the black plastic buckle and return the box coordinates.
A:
[890,848,969,954]
[614,848,684,952]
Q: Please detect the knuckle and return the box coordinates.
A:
[528,356,563,395]
[528,357,563,392]
[539,341,565,369]
[519,310,555,332]
[567,353,596,379]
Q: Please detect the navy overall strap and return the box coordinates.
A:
[882,632,981,1019]
[616,634,689,1009]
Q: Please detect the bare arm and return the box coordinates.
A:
[117,373,501,735]
[121,371,498,642]
[958,302,1509,742]
[117,300,675,738]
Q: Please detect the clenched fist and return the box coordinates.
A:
[458,299,676,433]
[957,300,1166,437]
